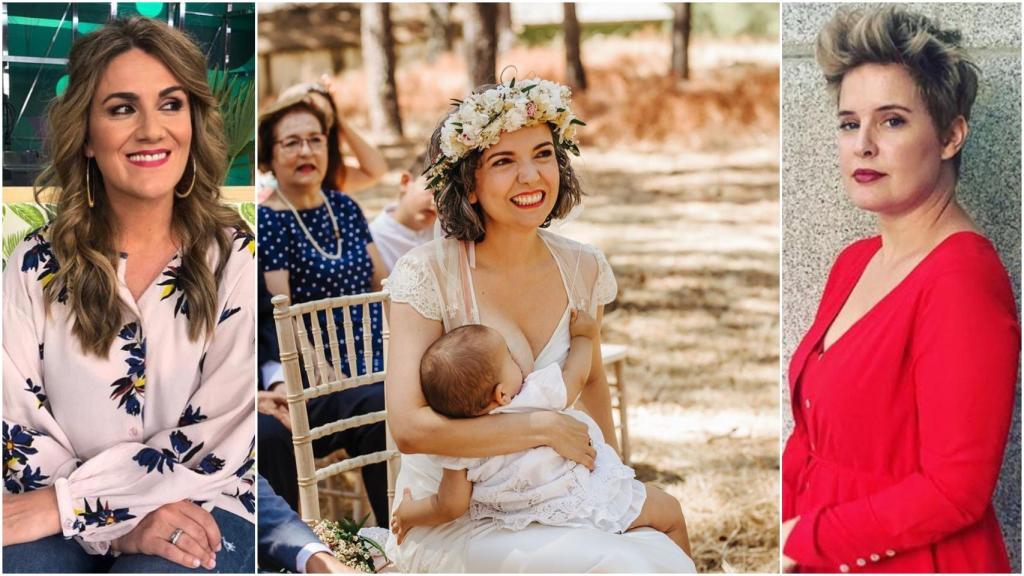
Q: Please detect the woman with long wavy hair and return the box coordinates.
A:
[2,17,255,573]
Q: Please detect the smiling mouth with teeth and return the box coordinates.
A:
[511,191,544,206]
[127,152,169,162]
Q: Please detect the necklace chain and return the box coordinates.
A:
[275,189,343,260]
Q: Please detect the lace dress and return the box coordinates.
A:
[384,229,695,573]
[435,362,645,533]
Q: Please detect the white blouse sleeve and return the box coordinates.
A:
[3,234,82,495]
[384,250,444,321]
[51,240,256,552]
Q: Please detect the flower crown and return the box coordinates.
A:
[425,78,585,193]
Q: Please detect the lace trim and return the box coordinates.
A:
[384,255,443,321]
[467,436,643,532]
[592,248,618,306]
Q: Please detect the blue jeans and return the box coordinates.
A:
[3,507,254,573]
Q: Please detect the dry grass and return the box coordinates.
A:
[302,32,780,573]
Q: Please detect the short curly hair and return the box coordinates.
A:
[427,84,584,243]
[816,7,979,170]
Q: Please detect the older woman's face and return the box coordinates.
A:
[472,124,560,233]
[270,111,328,194]
[86,48,192,204]
[837,63,960,215]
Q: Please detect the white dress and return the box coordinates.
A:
[435,361,645,533]
[384,229,695,573]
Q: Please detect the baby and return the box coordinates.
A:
[390,310,690,555]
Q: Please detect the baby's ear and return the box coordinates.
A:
[493,383,512,406]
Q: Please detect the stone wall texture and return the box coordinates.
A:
[781,3,1021,570]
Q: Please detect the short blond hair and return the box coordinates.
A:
[816,7,979,151]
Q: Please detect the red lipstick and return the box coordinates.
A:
[853,169,886,184]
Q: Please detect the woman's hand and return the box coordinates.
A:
[112,501,220,570]
[257,389,291,431]
[2,486,61,546]
[536,411,596,470]
[781,517,799,572]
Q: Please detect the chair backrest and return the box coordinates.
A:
[272,290,400,523]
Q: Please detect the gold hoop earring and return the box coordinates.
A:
[85,159,95,208]
[176,157,197,198]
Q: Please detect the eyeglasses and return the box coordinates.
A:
[275,134,327,156]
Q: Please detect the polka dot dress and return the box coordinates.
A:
[259,190,383,374]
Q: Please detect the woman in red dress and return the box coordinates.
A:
[781,8,1020,573]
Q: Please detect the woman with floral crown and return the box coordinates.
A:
[383,78,696,572]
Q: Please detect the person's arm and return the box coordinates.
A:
[574,305,618,450]
[390,468,471,544]
[561,309,597,408]
[336,116,388,193]
[784,269,1019,569]
[3,234,86,545]
[781,419,812,521]
[367,243,387,292]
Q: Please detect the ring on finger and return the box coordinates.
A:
[169,528,184,546]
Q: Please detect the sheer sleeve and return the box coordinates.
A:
[51,239,256,553]
[591,247,618,307]
[385,250,444,322]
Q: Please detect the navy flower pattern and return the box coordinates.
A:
[3,422,45,493]
[21,228,68,303]
[24,378,48,409]
[157,260,191,320]
[178,405,208,427]
[109,323,146,416]
[76,498,136,528]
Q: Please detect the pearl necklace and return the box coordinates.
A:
[275,188,343,260]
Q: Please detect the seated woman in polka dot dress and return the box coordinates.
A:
[255,94,391,526]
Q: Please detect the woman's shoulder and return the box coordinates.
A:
[325,189,363,213]
[917,231,1014,300]
[210,225,257,285]
[5,226,58,285]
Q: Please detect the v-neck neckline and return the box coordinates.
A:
[467,232,574,368]
[817,230,981,358]
[119,250,182,309]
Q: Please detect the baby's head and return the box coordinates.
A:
[420,325,524,418]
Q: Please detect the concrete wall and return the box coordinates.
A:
[781,3,1021,570]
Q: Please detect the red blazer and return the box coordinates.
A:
[782,232,1019,573]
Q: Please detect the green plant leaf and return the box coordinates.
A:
[8,204,49,229]
[210,69,256,180]
[239,202,256,226]
[2,231,27,271]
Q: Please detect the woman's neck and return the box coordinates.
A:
[278,184,323,210]
[473,223,548,270]
[876,169,974,264]
[109,195,176,254]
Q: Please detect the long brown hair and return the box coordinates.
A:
[34,16,250,356]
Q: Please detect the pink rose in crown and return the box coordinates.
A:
[526,102,537,117]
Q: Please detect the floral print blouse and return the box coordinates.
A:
[3,226,256,555]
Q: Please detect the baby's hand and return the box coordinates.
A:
[390,488,415,545]
[570,309,598,340]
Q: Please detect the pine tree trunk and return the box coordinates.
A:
[361,3,403,140]
[496,3,515,54]
[564,3,587,90]
[464,3,498,89]
[671,3,691,80]
[426,3,453,63]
